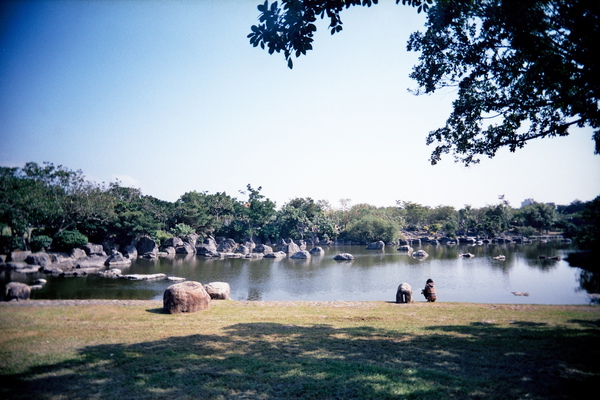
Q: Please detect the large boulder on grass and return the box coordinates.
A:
[396,282,413,304]
[204,282,231,300]
[4,282,31,301]
[163,281,211,314]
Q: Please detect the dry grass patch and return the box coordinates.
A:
[1,300,599,399]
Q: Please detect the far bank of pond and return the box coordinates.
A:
[6,241,597,305]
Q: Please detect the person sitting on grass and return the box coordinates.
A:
[422,279,437,302]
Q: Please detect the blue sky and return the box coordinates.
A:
[1,0,599,210]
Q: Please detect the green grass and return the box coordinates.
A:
[1,301,599,399]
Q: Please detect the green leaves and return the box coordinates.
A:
[249,0,598,164]
[410,0,599,165]
[249,0,434,69]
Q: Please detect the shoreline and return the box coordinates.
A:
[1,299,596,310]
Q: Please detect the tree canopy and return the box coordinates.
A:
[248,0,599,165]
[1,162,598,253]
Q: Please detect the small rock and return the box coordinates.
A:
[121,273,166,281]
[290,250,311,259]
[333,253,354,261]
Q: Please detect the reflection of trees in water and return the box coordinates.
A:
[578,270,600,301]
[519,242,566,260]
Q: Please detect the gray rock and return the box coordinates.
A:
[366,241,385,250]
[243,239,256,252]
[84,243,106,256]
[136,236,158,256]
[264,251,287,259]
[122,273,166,281]
[105,251,132,266]
[333,253,354,261]
[70,248,87,259]
[122,245,138,259]
[309,247,325,256]
[204,282,231,300]
[41,265,63,275]
[77,255,108,268]
[98,268,122,278]
[163,281,211,314]
[234,245,250,255]
[8,251,31,262]
[1,262,39,273]
[163,237,184,248]
[412,250,429,259]
[25,253,52,268]
[4,282,31,301]
[245,252,264,259]
[162,246,176,255]
[217,239,238,253]
[396,283,413,303]
[182,234,199,247]
[197,236,218,256]
[290,250,310,259]
[175,242,196,255]
[1,261,27,270]
[279,239,301,254]
[253,244,273,254]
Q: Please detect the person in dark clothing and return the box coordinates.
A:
[422,279,437,302]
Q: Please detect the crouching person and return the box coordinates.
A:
[422,279,437,302]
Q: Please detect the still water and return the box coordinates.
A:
[16,241,597,305]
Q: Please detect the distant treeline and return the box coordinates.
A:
[1,162,598,253]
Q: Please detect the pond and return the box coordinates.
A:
[7,241,598,305]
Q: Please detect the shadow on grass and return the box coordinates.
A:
[2,320,599,399]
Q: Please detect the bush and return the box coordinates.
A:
[30,235,53,252]
[346,216,400,243]
[152,230,173,246]
[0,235,25,252]
[515,226,538,238]
[170,223,196,237]
[53,230,88,252]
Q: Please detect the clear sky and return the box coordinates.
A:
[1,0,599,210]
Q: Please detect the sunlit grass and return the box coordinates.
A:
[1,301,599,399]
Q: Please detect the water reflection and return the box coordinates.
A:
[3,241,597,304]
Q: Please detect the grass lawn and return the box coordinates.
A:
[1,300,599,399]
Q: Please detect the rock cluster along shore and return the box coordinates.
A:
[0,235,352,301]
[2,233,569,302]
